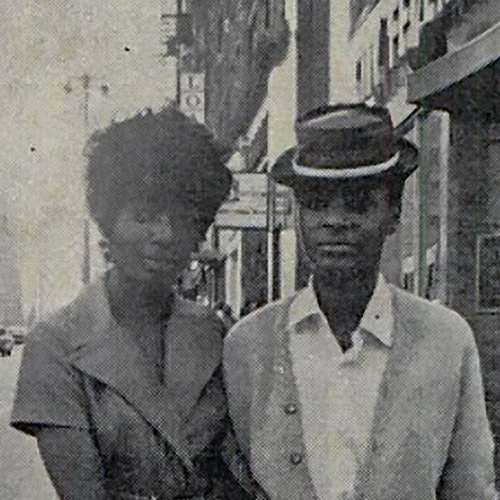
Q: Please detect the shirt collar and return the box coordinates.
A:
[287,273,393,347]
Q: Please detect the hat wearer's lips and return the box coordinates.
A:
[316,241,358,249]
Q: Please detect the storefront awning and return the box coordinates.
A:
[408,21,500,104]
[191,248,226,265]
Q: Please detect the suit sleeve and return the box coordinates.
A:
[437,334,498,499]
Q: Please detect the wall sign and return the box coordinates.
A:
[180,72,205,123]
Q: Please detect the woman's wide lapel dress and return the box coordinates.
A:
[11,277,248,499]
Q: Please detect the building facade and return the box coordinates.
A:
[332,0,500,481]
[171,0,296,316]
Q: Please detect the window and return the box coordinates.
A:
[419,0,425,21]
[403,21,411,49]
[217,16,224,52]
[355,59,363,96]
[369,44,375,91]
[403,272,415,292]
[378,18,389,68]
[393,7,399,21]
[392,35,399,66]
[403,0,411,7]
[425,263,435,298]
[265,0,272,29]
[356,59,363,82]
[248,19,257,68]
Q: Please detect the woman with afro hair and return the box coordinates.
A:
[11,105,256,500]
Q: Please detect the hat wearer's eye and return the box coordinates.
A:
[342,186,376,214]
[296,191,331,211]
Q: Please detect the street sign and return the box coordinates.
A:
[180,72,205,123]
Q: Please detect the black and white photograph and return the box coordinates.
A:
[1,0,500,498]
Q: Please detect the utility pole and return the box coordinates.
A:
[81,74,91,285]
[64,73,109,286]
[176,0,184,104]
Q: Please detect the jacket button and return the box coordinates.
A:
[290,452,303,465]
[284,403,298,415]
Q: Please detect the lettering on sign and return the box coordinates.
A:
[180,72,205,122]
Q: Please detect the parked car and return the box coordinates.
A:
[0,328,14,356]
[9,326,27,344]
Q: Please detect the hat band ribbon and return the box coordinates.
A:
[292,152,400,179]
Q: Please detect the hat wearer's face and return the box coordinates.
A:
[296,182,399,275]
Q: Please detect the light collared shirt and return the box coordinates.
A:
[288,274,393,500]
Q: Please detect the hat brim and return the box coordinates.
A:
[270,138,418,188]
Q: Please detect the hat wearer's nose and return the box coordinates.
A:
[317,197,358,228]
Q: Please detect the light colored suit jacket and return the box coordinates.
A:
[224,285,497,500]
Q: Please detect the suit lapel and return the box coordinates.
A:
[353,287,428,499]
[251,295,319,500]
[67,278,222,470]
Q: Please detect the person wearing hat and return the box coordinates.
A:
[224,103,497,499]
[11,106,255,500]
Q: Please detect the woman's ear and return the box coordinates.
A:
[386,199,402,236]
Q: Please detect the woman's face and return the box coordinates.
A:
[107,199,204,288]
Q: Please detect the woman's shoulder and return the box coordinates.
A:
[175,296,226,336]
[28,280,108,358]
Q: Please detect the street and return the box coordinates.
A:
[0,346,57,500]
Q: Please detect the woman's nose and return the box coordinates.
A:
[149,220,174,242]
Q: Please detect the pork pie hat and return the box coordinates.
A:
[271,103,418,188]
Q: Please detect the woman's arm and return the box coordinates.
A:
[37,426,108,500]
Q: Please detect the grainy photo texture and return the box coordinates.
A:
[1,0,500,499]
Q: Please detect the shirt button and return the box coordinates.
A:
[290,452,303,465]
[284,403,298,415]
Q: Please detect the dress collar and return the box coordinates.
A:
[66,276,224,468]
[287,273,393,347]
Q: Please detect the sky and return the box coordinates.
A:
[0,0,177,316]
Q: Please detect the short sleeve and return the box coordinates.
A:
[10,326,90,436]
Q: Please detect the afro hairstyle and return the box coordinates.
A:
[85,104,232,237]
